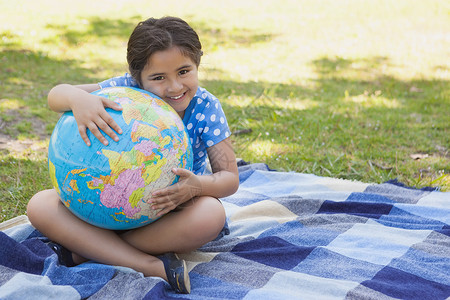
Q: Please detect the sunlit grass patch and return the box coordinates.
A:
[343,92,402,109]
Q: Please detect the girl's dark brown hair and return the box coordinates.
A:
[127,16,203,87]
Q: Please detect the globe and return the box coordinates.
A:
[48,86,193,230]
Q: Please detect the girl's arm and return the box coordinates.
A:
[150,138,239,216]
[48,84,123,146]
[199,138,239,198]
[48,84,100,111]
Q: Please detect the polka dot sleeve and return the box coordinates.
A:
[186,90,231,148]
[98,73,139,89]
[200,100,231,148]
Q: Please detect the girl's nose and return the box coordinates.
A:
[168,79,183,93]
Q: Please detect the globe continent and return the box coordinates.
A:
[48,86,193,230]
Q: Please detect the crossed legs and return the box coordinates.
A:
[27,189,226,279]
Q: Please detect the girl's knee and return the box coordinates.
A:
[189,197,226,238]
[27,189,59,224]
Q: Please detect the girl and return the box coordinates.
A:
[27,17,239,294]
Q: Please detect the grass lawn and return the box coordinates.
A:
[0,0,449,222]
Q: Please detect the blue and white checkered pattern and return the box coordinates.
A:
[1,163,449,299]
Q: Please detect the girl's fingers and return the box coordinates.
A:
[172,168,194,178]
[151,186,174,198]
[152,201,177,217]
[78,117,121,146]
[102,101,123,134]
[96,115,120,142]
[156,207,171,217]
[87,122,109,146]
[99,111,122,137]
[102,97,123,111]
[150,193,173,206]
[78,125,91,147]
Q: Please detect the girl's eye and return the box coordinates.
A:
[153,76,164,81]
[179,70,189,75]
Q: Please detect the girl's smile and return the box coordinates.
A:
[168,91,187,103]
[140,47,199,119]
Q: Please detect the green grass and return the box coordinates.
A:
[0,0,449,222]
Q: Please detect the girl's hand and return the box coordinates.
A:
[149,168,202,217]
[71,94,123,146]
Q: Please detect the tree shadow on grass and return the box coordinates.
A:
[189,19,277,52]
[44,16,277,52]
[44,17,140,46]
[309,56,448,111]
[313,56,390,75]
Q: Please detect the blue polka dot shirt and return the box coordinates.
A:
[99,74,231,175]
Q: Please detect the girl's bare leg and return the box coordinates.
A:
[27,189,165,278]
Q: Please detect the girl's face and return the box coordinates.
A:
[140,46,199,119]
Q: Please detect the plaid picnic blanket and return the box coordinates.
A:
[1,163,449,299]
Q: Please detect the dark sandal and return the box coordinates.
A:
[47,242,76,267]
[159,253,191,294]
